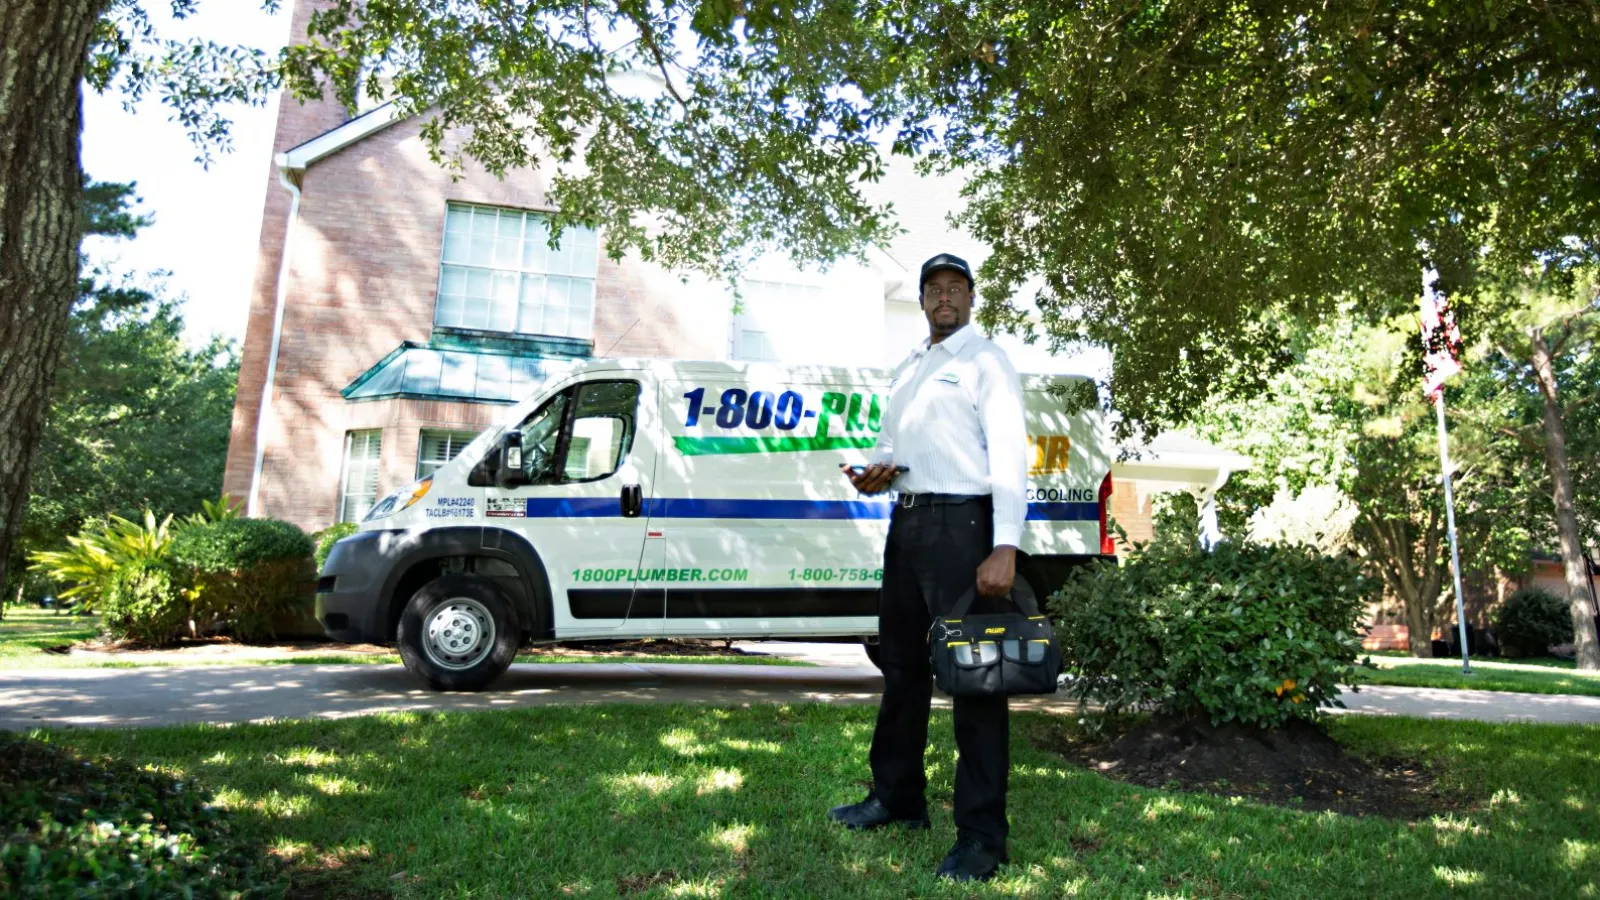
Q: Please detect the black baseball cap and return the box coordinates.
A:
[919,252,974,292]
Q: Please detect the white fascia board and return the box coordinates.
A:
[868,245,920,303]
[1114,448,1254,480]
[274,102,407,171]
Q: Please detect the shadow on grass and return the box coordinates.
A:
[30,707,1600,899]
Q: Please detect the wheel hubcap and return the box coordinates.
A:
[422,599,496,671]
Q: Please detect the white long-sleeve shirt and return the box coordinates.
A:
[870,324,1029,548]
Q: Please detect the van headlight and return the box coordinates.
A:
[364,477,433,522]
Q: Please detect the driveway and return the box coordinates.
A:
[2,649,1599,730]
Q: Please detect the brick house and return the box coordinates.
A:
[223,0,1248,541]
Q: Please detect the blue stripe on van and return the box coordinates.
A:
[1025,502,1101,522]
[649,498,893,520]
[520,497,1099,522]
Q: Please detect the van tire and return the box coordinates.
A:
[398,575,520,692]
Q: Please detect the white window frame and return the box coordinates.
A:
[434,203,600,341]
[416,428,480,480]
[338,430,384,523]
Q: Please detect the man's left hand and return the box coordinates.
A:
[975,546,1017,598]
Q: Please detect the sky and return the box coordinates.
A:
[81,2,291,348]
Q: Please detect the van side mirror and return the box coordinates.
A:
[496,430,526,489]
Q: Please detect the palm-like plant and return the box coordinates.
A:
[181,494,244,530]
[28,511,175,611]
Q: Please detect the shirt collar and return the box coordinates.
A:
[918,323,977,358]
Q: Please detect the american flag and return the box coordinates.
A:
[1421,269,1463,398]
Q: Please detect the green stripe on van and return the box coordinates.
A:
[672,436,879,456]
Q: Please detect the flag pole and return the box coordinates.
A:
[1421,266,1471,675]
[1433,387,1473,675]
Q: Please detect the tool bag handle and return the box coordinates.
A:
[947,578,1042,621]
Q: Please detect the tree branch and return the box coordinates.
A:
[621,7,686,106]
[1497,425,1543,452]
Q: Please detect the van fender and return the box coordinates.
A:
[376,526,554,642]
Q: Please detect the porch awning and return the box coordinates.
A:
[341,342,573,404]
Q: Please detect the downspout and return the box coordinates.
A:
[246,163,304,518]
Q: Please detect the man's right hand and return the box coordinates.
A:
[841,462,898,495]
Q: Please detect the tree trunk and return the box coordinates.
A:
[1529,329,1600,670]
[0,0,108,593]
[1360,517,1441,657]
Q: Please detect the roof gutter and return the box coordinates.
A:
[246,162,303,518]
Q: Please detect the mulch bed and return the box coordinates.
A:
[1040,714,1462,820]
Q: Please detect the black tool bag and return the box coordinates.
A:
[928,582,1061,698]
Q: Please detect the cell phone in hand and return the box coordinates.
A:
[845,464,910,474]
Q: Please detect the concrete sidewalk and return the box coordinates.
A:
[2,657,1599,730]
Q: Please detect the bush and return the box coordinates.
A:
[171,518,315,642]
[314,521,360,570]
[99,559,187,646]
[1050,540,1376,729]
[1495,587,1573,658]
[0,733,285,896]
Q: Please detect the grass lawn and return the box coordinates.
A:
[1366,649,1577,670]
[0,607,101,663]
[1356,656,1600,698]
[24,707,1600,898]
[0,607,809,669]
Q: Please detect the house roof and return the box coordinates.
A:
[1112,431,1253,487]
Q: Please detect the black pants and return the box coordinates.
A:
[868,497,1009,850]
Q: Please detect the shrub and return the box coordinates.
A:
[171,518,315,641]
[0,733,285,896]
[1495,587,1574,658]
[99,559,187,646]
[1050,540,1376,729]
[314,521,360,570]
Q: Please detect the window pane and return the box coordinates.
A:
[490,271,519,331]
[442,230,469,264]
[439,265,467,298]
[341,429,383,523]
[567,279,594,338]
[404,349,443,396]
[516,392,570,485]
[572,242,598,278]
[559,382,639,481]
[522,217,551,272]
[438,351,476,397]
[518,275,547,334]
[417,428,478,479]
[476,353,512,401]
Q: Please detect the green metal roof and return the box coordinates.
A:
[341,342,575,404]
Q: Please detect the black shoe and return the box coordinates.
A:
[936,836,1007,882]
[826,796,930,830]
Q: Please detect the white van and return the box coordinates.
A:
[316,358,1115,690]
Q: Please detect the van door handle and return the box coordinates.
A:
[621,484,642,518]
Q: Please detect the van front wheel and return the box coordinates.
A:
[398,575,519,691]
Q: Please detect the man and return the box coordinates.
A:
[829,252,1029,882]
